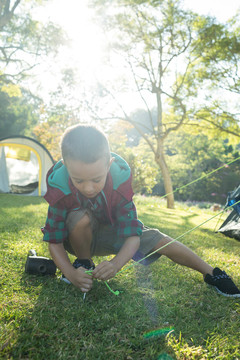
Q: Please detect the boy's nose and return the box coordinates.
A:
[83,182,95,194]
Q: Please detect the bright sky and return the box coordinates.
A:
[46,0,240,67]
[34,0,104,87]
[184,0,240,21]
[34,0,240,109]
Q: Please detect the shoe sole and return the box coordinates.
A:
[60,276,71,285]
[214,286,240,298]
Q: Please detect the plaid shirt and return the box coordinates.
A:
[42,157,143,244]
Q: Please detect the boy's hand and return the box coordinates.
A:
[68,267,93,293]
[92,261,118,281]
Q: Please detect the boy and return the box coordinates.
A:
[42,124,240,297]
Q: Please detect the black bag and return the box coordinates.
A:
[25,250,56,275]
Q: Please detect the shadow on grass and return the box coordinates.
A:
[0,194,45,208]
[150,258,240,354]
[7,263,240,360]
[5,272,177,360]
[140,210,198,236]
[0,209,45,233]
[0,195,47,233]
[141,208,240,256]
[1,196,240,359]
[199,227,240,246]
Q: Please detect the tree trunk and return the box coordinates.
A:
[155,84,175,208]
[155,142,175,209]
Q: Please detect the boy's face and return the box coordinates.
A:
[65,157,113,199]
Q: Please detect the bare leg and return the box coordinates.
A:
[68,214,92,259]
[152,236,213,276]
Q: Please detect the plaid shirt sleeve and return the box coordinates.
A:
[114,199,143,238]
[42,205,68,244]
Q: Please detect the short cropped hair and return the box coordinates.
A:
[61,124,111,164]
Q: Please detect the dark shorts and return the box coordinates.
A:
[64,209,167,265]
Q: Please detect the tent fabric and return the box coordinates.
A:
[218,211,240,241]
[226,184,240,215]
[0,136,54,196]
[0,147,10,193]
[217,184,240,241]
[6,146,31,161]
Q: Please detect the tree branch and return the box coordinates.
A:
[126,56,157,140]
[194,114,240,138]
[0,0,21,29]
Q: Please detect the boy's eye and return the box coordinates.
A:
[93,179,101,183]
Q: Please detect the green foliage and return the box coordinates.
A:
[1,83,21,97]
[158,131,240,203]
[191,106,240,143]
[0,0,67,138]
[91,0,240,143]
[108,123,158,193]
[0,88,40,138]
[90,0,232,209]
[186,14,240,138]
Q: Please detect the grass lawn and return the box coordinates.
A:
[0,194,239,360]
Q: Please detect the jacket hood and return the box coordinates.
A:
[47,160,71,195]
[110,152,131,190]
[45,152,131,199]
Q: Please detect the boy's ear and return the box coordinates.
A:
[108,157,115,168]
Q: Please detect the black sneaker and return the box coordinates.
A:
[61,259,95,284]
[204,267,240,298]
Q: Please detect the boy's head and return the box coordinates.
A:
[61,124,110,164]
[61,124,113,199]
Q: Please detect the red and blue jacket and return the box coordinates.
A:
[42,153,143,244]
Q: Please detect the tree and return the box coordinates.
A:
[88,0,240,208]
[0,0,65,88]
[0,0,66,138]
[88,0,207,208]
[186,14,240,140]
[0,87,40,137]
[108,120,159,193]
[162,130,240,204]
[0,0,21,29]
[32,68,89,160]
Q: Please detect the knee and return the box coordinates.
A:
[151,231,174,253]
[151,229,173,244]
[71,214,91,233]
[80,213,91,227]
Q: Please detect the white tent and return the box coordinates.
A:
[0,136,54,196]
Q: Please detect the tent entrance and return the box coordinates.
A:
[0,143,42,195]
[0,136,54,196]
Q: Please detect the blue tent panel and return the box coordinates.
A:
[218,184,240,241]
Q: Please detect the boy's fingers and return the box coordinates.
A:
[93,261,110,272]
[81,283,92,292]
[92,262,107,276]
[92,262,116,280]
[72,268,93,290]
[76,267,93,278]
[95,269,109,280]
